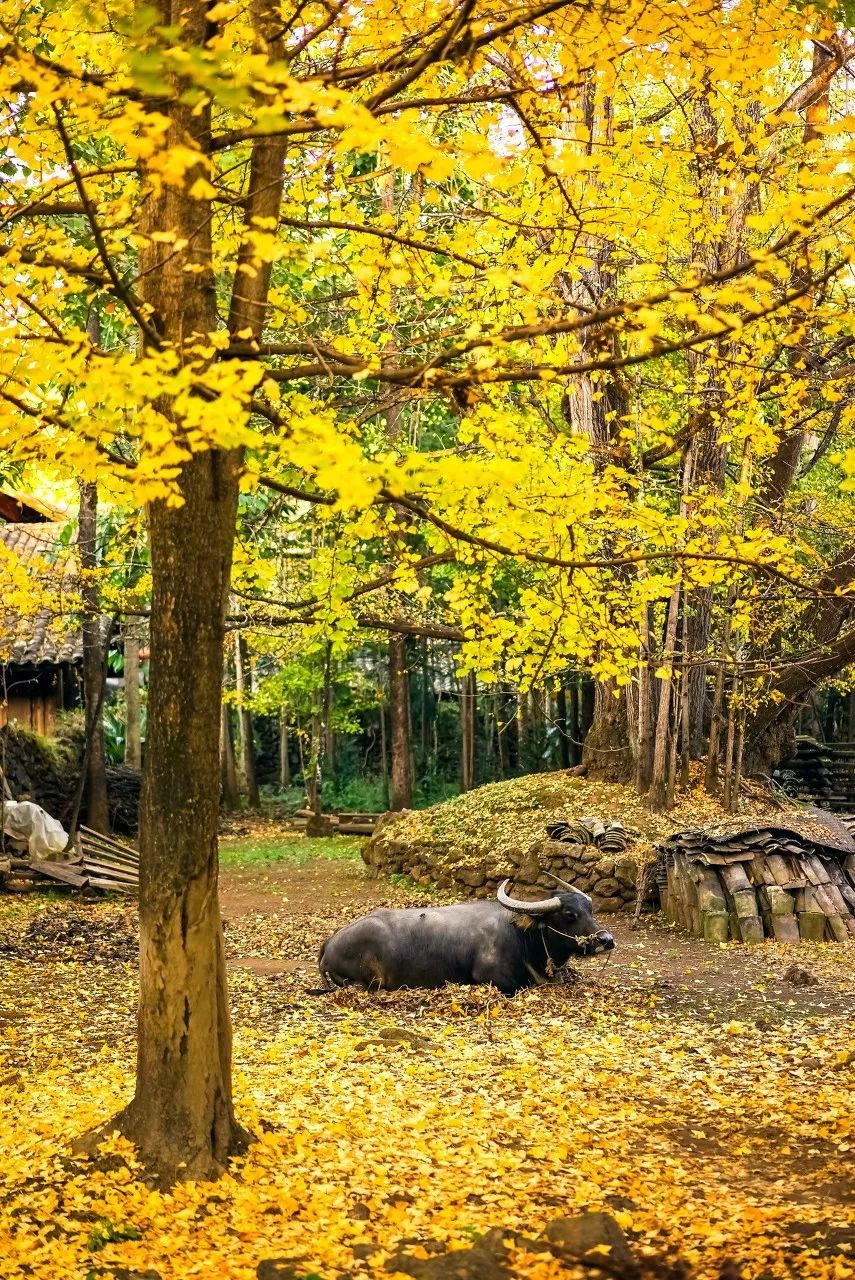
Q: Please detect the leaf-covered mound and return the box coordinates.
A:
[362,771,799,911]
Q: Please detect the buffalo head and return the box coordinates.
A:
[496,876,615,957]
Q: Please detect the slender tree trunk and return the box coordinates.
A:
[307,688,323,815]
[460,672,476,792]
[379,699,389,809]
[555,685,571,769]
[635,606,653,794]
[496,693,507,779]
[567,679,581,766]
[420,639,430,764]
[234,633,260,807]
[705,594,735,793]
[220,704,240,811]
[324,658,336,782]
[648,583,682,811]
[124,617,142,770]
[389,634,412,810]
[517,690,530,773]
[278,712,291,791]
[79,479,110,832]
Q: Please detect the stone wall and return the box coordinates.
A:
[363,821,639,913]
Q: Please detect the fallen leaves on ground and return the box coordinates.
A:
[1,853,854,1280]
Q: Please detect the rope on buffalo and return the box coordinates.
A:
[540,922,612,984]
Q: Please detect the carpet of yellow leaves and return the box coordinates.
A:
[1,888,854,1280]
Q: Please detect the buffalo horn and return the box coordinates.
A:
[541,870,578,892]
[497,880,562,914]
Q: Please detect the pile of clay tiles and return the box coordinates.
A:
[772,737,855,810]
[658,808,855,943]
[545,817,629,853]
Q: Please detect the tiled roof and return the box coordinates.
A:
[0,523,83,666]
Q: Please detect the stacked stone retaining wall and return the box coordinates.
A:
[363,821,639,912]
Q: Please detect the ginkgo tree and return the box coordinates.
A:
[3,0,855,1179]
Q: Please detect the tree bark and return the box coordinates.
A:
[567,679,581,766]
[648,582,682,811]
[120,451,244,1180]
[389,633,412,810]
[460,671,476,792]
[124,617,142,770]
[78,479,110,833]
[379,698,389,808]
[583,681,633,780]
[278,712,291,791]
[496,692,507,779]
[234,632,260,808]
[100,0,289,1179]
[555,685,571,769]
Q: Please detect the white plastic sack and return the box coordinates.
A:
[1,800,69,858]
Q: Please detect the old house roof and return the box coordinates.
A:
[0,490,66,524]
[0,522,82,666]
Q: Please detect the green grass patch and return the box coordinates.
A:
[219,834,363,869]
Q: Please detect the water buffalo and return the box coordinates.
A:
[318,877,614,995]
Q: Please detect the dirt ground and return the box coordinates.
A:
[219,852,855,1023]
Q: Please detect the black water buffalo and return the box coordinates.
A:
[318,877,614,995]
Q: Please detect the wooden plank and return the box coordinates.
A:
[78,830,138,864]
[86,875,135,895]
[79,846,138,870]
[81,859,138,884]
[30,859,88,888]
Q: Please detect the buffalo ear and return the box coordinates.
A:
[511,913,536,931]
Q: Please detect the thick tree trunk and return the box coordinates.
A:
[117,450,244,1180]
[234,632,260,808]
[79,480,110,832]
[99,0,288,1179]
[389,633,412,810]
[582,681,633,780]
[220,705,240,811]
[124,617,142,770]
